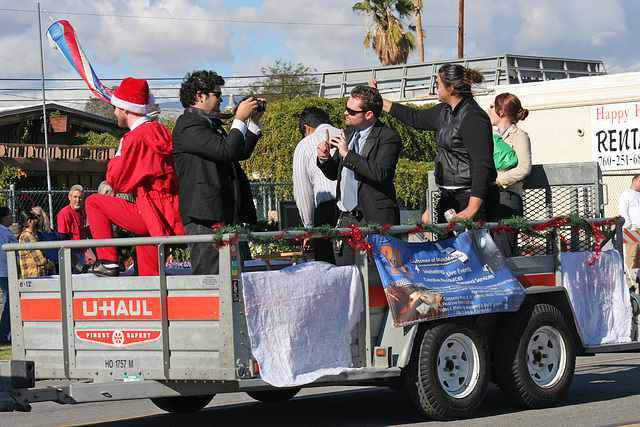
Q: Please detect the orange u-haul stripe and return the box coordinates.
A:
[20,297,219,321]
[517,273,555,288]
[20,298,61,321]
[369,285,388,308]
[167,296,219,320]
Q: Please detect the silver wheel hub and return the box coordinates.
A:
[436,332,480,398]
[526,326,567,388]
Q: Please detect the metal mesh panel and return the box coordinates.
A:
[426,183,600,255]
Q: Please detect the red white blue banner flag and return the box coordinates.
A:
[46,20,113,103]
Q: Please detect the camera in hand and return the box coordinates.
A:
[238,95,266,113]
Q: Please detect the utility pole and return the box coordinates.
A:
[37,2,55,224]
[458,0,464,58]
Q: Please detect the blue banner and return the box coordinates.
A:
[370,230,526,326]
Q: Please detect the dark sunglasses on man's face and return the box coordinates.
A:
[345,103,367,116]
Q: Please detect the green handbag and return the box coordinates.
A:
[493,134,518,170]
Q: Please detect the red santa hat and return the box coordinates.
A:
[110,77,154,114]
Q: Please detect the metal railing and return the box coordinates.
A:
[319,54,607,100]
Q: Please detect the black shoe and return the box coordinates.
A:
[87,260,120,277]
[75,262,90,274]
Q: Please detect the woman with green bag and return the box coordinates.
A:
[488,93,531,257]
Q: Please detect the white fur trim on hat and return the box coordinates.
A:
[111,77,153,115]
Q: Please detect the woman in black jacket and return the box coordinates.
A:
[371,64,498,223]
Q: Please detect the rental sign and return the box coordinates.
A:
[592,102,640,170]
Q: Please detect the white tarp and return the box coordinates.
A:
[241,261,364,387]
[561,250,632,345]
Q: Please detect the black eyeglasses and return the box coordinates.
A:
[210,91,222,98]
[345,103,367,116]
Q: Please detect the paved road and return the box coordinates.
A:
[4,353,640,427]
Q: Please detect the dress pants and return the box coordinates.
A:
[493,189,523,257]
[436,185,499,224]
[334,211,366,266]
[313,199,339,264]
[185,221,220,275]
[85,194,159,276]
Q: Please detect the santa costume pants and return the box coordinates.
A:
[85,194,159,276]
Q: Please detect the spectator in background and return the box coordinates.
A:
[0,206,16,343]
[619,174,640,274]
[97,180,116,197]
[32,206,63,270]
[18,210,55,278]
[32,206,52,233]
[57,185,87,240]
[293,106,341,263]
[56,184,88,266]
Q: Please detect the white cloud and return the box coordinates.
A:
[1,0,639,107]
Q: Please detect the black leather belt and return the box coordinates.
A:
[339,210,364,221]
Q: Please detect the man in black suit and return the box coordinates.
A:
[317,85,402,265]
[172,70,265,274]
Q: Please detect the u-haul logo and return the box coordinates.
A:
[73,298,161,320]
[76,329,162,347]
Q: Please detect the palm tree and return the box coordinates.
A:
[353,0,416,66]
[413,0,424,62]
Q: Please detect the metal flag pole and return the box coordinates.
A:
[37,3,55,226]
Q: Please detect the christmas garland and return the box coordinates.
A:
[210,215,621,265]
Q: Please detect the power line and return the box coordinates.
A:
[0,7,457,29]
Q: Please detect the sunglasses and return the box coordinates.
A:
[210,91,222,98]
[345,103,367,116]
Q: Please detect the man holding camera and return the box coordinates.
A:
[172,70,265,275]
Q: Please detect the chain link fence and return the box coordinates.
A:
[602,170,639,218]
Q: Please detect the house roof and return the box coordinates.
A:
[0,102,118,133]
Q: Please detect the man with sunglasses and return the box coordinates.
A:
[317,85,401,265]
[172,70,265,275]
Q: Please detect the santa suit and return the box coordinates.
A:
[85,118,185,276]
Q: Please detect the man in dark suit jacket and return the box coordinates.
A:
[318,85,401,265]
[172,70,265,274]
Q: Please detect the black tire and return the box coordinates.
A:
[150,394,214,413]
[404,319,489,421]
[494,303,575,409]
[246,388,301,403]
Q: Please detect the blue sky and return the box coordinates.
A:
[1,0,639,108]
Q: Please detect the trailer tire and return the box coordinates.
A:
[404,319,489,421]
[495,303,575,409]
[150,394,214,413]
[246,388,300,403]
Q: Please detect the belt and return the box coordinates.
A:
[339,209,364,221]
[439,187,471,197]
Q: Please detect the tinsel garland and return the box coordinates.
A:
[210,215,621,263]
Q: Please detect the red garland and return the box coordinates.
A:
[272,230,286,240]
[209,216,621,264]
[215,231,240,251]
[588,221,604,266]
[341,224,373,253]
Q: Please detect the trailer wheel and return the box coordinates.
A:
[150,394,214,413]
[404,319,489,421]
[246,388,300,403]
[495,303,575,409]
